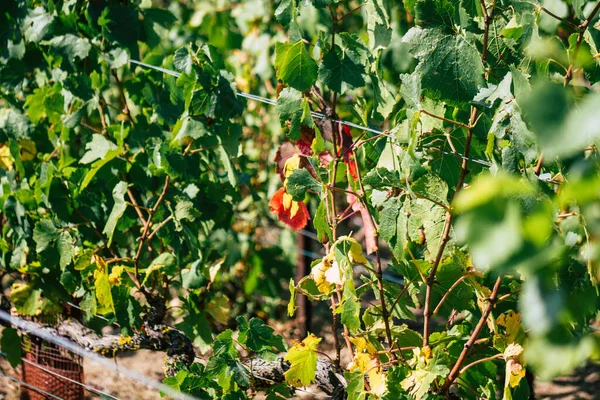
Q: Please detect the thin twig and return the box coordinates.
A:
[330,295,341,369]
[111,69,135,125]
[564,1,600,85]
[134,175,170,282]
[423,106,478,348]
[432,273,470,316]
[442,277,503,392]
[124,183,148,226]
[539,6,579,31]
[420,109,473,130]
[80,121,101,133]
[146,215,174,242]
[336,290,355,360]
[338,3,365,20]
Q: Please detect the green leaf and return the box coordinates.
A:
[23,7,53,43]
[173,47,193,74]
[213,329,238,358]
[80,134,119,164]
[341,280,361,334]
[345,370,367,400]
[501,16,524,40]
[365,0,392,51]
[288,278,297,317]
[103,181,128,247]
[285,168,321,201]
[144,253,177,285]
[371,73,396,119]
[403,28,485,107]
[363,167,402,190]
[411,173,448,206]
[1,328,21,367]
[41,34,91,60]
[313,199,333,243]
[275,41,318,92]
[454,174,534,272]
[572,0,587,20]
[173,115,209,143]
[284,334,321,387]
[379,197,407,259]
[33,219,59,253]
[473,72,513,109]
[237,317,286,358]
[414,0,457,28]
[57,231,74,269]
[275,0,295,27]
[399,73,422,110]
[540,90,600,159]
[318,48,365,93]
[79,149,121,193]
[24,84,64,125]
[276,87,314,139]
[10,284,43,316]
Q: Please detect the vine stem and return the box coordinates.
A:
[111,69,135,126]
[432,273,469,316]
[330,295,341,368]
[419,109,473,130]
[73,207,140,288]
[539,6,579,31]
[423,107,477,348]
[479,0,491,66]
[564,1,600,85]
[123,176,148,226]
[442,276,502,392]
[352,149,396,361]
[336,290,355,360]
[459,353,503,376]
[134,175,170,283]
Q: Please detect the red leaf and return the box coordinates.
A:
[269,187,310,231]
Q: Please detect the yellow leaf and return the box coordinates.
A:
[335,236,367,264]
[348,239,367,264]
[503,343,524,360]
[108,265,124,285]
[0,145,14,170]
[504,343,526,391]
[283,154,301,179]
[207,294,230,324]
[497,311,522,342]
[311,256,337,294]
[94,257,114,314]
[350,337,378,356]
[368,367,387,397]
[19,140,37,161]
[284,334,321,387]
[348,337,386,397]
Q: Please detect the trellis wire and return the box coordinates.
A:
[0,350,120,400]
[128,59,493,168]
[0,370,65,400]
[0,311,336,400]
[0,309,198,400]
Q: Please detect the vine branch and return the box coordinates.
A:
[442,276,502,392]
[564,1,600,85]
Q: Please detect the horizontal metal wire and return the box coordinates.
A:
[0,350,121,400]
[0,310,198,400]
[0,369,65,400]
[128,59,493,167]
